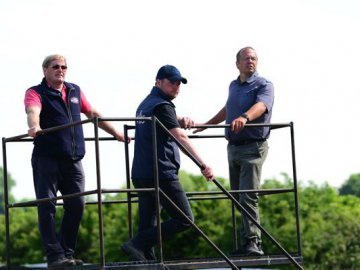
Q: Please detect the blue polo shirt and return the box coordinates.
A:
[225,72,274,142]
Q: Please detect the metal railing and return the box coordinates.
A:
[2,117,304,269]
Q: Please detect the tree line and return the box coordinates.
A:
[1,169,359,269]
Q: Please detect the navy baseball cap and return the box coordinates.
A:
[156,65,187,84]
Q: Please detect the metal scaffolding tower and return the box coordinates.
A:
[2,117,304,269]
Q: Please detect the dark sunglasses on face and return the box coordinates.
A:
[51,65,67,70]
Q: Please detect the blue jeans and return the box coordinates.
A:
[31,155,85,262]
[131,179,194,251]
[227,141,268,243]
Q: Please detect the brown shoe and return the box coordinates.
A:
[48,257,76,268]
[65,256,84,265]
[244,240,264,256]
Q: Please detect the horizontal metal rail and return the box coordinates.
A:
[193,123,291,129]
[7,187,295,209]
[3,117,149,143]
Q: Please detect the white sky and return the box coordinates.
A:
[1,0,360,199]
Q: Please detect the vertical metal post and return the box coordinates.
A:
[231,203,238,250]
[123,125,133,237]
[93,117,105,269]
[152,116,163,262]
[290,122,302,256]
[2,138,11,269]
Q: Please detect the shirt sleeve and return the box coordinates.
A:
[24,89,41,110]
[80,90,92,114]
[153,104,180,130]
[256,80,274,112]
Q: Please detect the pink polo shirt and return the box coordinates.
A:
[24,84,92,114]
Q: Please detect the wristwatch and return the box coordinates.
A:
[240,113,250,122]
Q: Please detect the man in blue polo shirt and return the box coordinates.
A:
[122,65,214,261]
[194,47,274,256]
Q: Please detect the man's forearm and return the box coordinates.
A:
[206,106,226,125]
[26,108,40,129]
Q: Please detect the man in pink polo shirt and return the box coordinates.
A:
[24,54,129,268]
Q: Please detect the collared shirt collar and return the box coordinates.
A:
[150,86,176,107]
[151,86,170,100]
[238,71,258,84]
[42,77,66,92]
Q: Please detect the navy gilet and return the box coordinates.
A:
[31,78,85,159]
[131,87,180,181]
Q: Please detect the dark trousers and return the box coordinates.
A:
[31,155,85,262]
[131,179,194,251]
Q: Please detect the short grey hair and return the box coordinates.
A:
[42,54,67,68]
[236,47,257,62]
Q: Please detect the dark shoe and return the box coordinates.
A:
[244,240,264,256]
[229,240,264,257]
[48,257,76,268]
[144,248,157,261]
[65,256,84,265]
[121,240,147,261]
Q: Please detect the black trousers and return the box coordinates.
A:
[131,179,194,251]
[31,155,85,262]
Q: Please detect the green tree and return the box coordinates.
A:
[75,192,137,263]
[0,166,16,213]
[259,175,299,255]
[0,207,42,265]
[2,170,360,269]
[339,173,360,197]
[262,178,360,270]
[162,172,234,259]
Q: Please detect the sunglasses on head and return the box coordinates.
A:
[51,65,67,70]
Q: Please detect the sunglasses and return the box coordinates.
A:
[51,65,68,70]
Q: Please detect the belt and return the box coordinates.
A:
[229,139,266,146]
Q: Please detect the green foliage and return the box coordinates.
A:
[0,207,43,264]
[260,177,360,269]
[0,215,5,262]
[1,170,359,269]
[299,182,360,269]
[260,177,299,254]
[0,167,16,213]
[339,173,360,197]
[163,172,234,259]
[74,193,138,263]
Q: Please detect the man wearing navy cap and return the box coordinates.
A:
[122,65,214,261]
[194,47,274,256]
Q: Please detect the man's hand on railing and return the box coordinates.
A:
[113,131,132,143]
[178,116,195,130]
[28,126,42,138]
[231,116,247,133]
[192,125,206,134]
[201,164,214,181]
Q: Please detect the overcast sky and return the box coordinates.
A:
[1,0,360,199]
